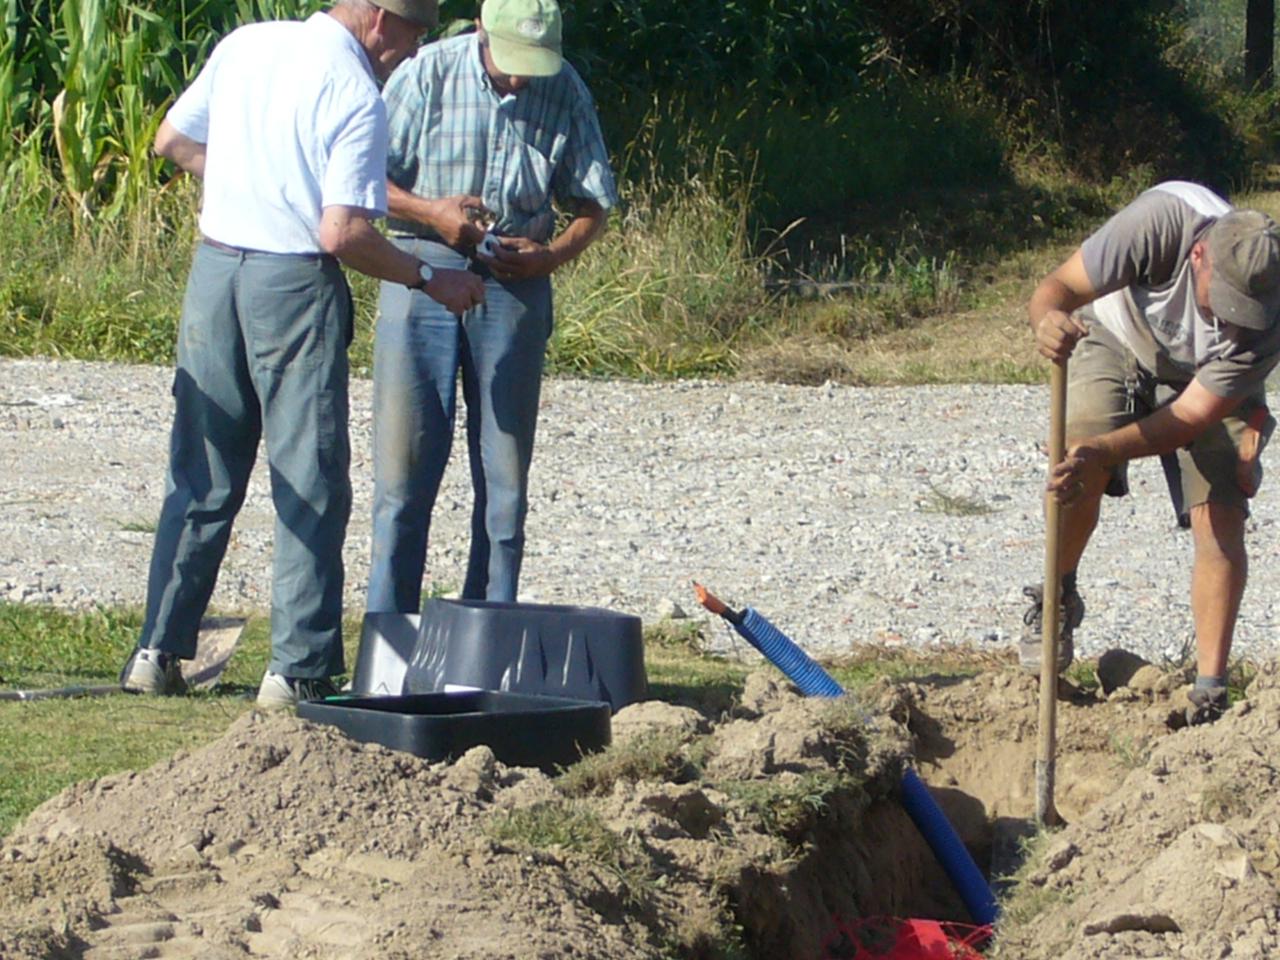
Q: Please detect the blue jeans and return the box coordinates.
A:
[368,238,552,610]
[139,242,352,678]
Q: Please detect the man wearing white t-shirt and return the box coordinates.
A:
[1024,180,1280,725]
[119,0,484,707]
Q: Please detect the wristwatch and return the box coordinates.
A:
[408,260,433,291]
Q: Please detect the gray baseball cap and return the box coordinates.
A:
[368,0,437,29]
[1205,209,1280,331]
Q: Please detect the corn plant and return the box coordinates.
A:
[51,0,114,219]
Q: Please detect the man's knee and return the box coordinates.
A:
[1189,502,1247,562]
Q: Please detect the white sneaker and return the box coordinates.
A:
[119,648,187,695]
[256,671,338,709]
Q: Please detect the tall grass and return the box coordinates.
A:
[598,80,1008,225]
[550,141,772,379]
[2,0,1277,384]
[0,166,194,363]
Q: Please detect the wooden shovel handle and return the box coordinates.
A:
[1036,360,1067,827]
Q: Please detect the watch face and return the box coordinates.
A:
[419,263,434,285]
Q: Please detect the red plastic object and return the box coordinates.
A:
[819,917,991,959]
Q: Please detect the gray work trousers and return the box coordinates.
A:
[138,241,352,678]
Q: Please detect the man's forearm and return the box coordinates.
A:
[318,208,420,286]
[1088,380,1242,466]
[547,201,607,269]
[1028,276,1083,334]
[387,181,437,228]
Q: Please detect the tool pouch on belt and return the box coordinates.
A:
[1238,403,1275,498]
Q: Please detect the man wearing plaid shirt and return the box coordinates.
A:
[367,0,618,610]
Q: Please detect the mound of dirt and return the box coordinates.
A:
[3,658,1278,959]
[993,661,1280,959]
[0,676,949,960]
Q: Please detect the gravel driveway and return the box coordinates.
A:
[4,356,1279,666]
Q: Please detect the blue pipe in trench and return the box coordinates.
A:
[733,607,999,927]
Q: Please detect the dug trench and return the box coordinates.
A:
[2,656,1278,960]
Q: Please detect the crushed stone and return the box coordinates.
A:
[4,358,1280,669]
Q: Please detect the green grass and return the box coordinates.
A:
[0,603,142,690]
[487,799,626,861]
[644,645,751,716]
[0,602,369,837]
[557,727,707,798]
[1109,732,1153,771]
[826,646,986,694]
[0,695,255,838]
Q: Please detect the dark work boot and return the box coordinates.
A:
[1017,583,1084,675]
[1185,684,1229,727]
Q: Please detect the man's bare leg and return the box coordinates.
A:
[1188,501,1248,679]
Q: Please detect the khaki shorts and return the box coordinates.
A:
[1067,323,1274,522]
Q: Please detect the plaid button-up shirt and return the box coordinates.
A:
[382,33,617,243]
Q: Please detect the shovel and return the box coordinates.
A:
[1036,361,1067,826]
[0,616,246,701]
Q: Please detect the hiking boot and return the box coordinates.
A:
[119,647,188,696]
[1186,685,1229,727]
[256,671,339,709]
[1017,583,1083,676]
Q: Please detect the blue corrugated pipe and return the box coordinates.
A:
[713,596,998,927]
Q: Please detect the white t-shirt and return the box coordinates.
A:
[167,12,388,255]
[1080,180,1280,399]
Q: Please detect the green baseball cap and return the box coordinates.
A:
[1205,209,1280,331]
[480,0,562,77]
[369,0,437,29]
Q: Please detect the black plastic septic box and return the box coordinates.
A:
[402,599,647,711]
[297,690,611,771]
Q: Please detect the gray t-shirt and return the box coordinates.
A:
[1079,180,1280,399]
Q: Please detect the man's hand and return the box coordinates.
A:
[479,236,560,281]
[1236,407,1271,498]
[430,195,490,247]
[386,184,489,248]
[1047,441,1111,505]
[1034,309,1090,364]
[423,268,486,316]
[1028,248,1097,363]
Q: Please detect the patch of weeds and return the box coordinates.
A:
[117,518,156,534]
[644,619,708,654]
[667,894,751,960]
[1065,659,1099,693]
[826,644,986,695]
[645,647,749,715]
[488,800,624,860]
[1226,660,1258,705]
[719,770,853,841]
[992,883,1074,953]
[1109,733,1152,770]
[486,800,661,915]
[919,482,995,517]
[558,728,709,798]
[1200,779,1252,823]
[810,697,881,776]
[991,830,1079,956]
